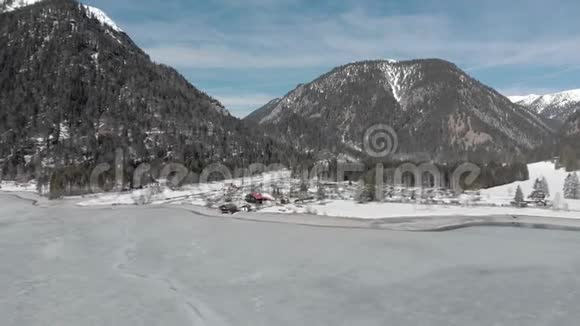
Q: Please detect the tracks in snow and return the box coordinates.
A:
[112,216,228,326]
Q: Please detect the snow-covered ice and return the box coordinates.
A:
[2,194,580,325]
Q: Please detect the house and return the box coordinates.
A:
[246,192,265,204]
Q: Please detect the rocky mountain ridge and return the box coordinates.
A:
[509,89,580,124]
[246,59,553,162]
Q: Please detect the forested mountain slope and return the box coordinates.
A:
[0,0,295,191]
[246,59,553,163]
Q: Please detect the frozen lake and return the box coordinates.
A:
[1,194,580,326]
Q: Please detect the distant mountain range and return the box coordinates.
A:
[0,0,294,188]
[245,59,553,162]
[508,89,580,125]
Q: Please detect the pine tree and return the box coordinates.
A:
[540,176,550,198]
[532,178,541,192]
[530,178,541,199]
[316,182,326,200]
[564,174,573,199]
[514,185,524,205]
[532,177,550,197]
[529,176,550,201]
[564,173,579,199]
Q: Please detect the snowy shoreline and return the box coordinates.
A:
[2,161,579,231]
[3,191,580,233]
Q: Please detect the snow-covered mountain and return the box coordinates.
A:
[508,89,580,123]
[245,59,553,162]
[82,4,123,32]
[507,94,541,106]
[0,0,296,187]
[1,0,122,32]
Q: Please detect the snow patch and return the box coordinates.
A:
[535,88,580,107]
[508,94,541,105]
[1,0,44,12]
[82,5,123,32]
[59,122,70,140]
[0,180,37,192]
[509,89,580,116]
[384,65,403,102]
[379,62,416,104]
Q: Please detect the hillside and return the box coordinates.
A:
[0,0,295,193]
[246,59,553,162]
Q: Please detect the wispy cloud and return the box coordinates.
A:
[145,46,335,69]
[130,7,580,70]
[85,0,580,116]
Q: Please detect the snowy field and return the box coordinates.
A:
[260,199,580,219]
[481,161,580,211]
[2,194,580,326]
[259,161,580,219]
[0,180,38,192]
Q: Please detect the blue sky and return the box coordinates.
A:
[84,0,580,117]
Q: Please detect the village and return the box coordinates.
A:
[179,159,578,216]
[2,161,580,220]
